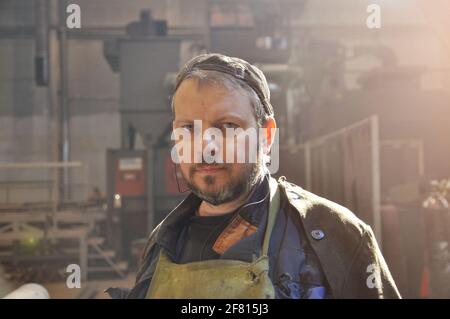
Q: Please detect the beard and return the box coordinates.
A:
[183,158,264,206]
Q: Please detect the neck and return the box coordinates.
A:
[197,183,261,217]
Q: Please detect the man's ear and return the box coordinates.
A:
[261,117,277,154]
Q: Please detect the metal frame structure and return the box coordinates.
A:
[0,161,125,281]
[281,116,383,248]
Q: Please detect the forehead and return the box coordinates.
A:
[172,78,256,123]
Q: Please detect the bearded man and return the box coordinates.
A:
[107,53,400,299]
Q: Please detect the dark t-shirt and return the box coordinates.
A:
[177,209,236,263]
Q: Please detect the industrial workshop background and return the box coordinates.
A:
[0,0,450,299]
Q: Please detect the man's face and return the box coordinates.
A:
[172,78,263,205]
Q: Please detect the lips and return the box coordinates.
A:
[194,165,226,174]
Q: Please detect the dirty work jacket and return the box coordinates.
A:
[109,176,400,299]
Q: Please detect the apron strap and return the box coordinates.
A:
[260,177,280,257]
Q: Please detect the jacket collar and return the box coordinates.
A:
[155,174,271,260]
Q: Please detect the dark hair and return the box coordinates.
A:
[172,53,274,126]
[171,69,269,126]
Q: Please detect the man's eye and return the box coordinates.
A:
[222,122,238,129]
[181,124,193,130]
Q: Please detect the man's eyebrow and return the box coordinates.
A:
[173,118,194,124]
[214,114,246,123]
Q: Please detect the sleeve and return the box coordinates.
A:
[342,225,402,299]
[135,224,162,283]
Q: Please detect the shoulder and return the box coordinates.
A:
[135,222,163,283]
[277,177,393,297]
[277,176,370,244]
[140,222,162,262]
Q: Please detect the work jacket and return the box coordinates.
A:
[108,176,401,299]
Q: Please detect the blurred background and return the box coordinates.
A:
[0,0,449,299]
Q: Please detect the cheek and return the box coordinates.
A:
[179,162,191,177]
[224,137,244,163]
[224,138,257,164]
[227,163,248,177]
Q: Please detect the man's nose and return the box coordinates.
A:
[200,128,223,163]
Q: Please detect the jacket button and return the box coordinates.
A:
[311,229,325,240]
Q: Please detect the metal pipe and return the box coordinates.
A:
[55,2,71,202]
[0,161,82,169]
[48,0,62,209]
[304,143,312,190]
[370,115,382,250]
[35,0,49,86]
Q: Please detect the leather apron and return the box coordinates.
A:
[145,178,280,299]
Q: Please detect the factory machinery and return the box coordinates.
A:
[0,163,129,283]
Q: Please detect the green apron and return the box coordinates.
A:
[145,178,280,299]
